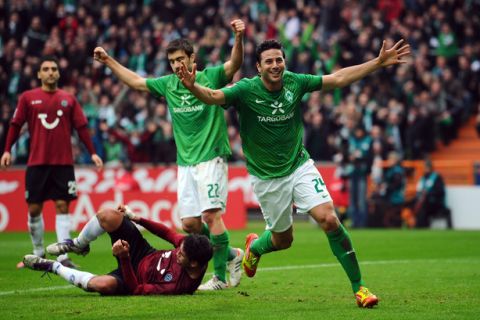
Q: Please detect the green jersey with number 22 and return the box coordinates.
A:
[147,65,231,165]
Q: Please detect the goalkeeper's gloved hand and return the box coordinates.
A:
[123,205,137,220]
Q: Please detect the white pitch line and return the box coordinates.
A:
[0,285,73,296]
[258,258,479,272]
[1,258,478,296]
[259,259,417,272]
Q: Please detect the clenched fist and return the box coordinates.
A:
[93,47,109,64]
[230,19,245,37]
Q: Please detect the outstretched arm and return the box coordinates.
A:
[223,19,245,79]
[119,205,185,247]
[322,39,410,91]
[178,63,226,105]
[93,47,149,92]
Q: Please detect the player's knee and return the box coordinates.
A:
[54,200,69,213]
[202,209,221,227]
[272,231,293,250]
[28,204,42,217]
[276,237,293,250]
[182,217,202,234]
[310,202,339,231]
[322,213,340,231]
[96,208,123,232]
[89,277,118,295]
[96,208,113,221]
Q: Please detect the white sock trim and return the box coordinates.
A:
[28,214,44,256]
[76,216,104,248]
[56,214,71,260]
[55,214,71,242]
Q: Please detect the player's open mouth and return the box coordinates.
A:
[270,71,281,78]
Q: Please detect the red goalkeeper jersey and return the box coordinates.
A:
[119,218,206,295]
[9,88,88,165]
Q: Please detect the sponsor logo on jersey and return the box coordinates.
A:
[173,94,204,113]
[38,109,64,129]
[270,101,285,114]
[172,105,204,113]
[31,100,42,105]
[180,94,191,106]
[257,111,294,122]
[255,99,265,103]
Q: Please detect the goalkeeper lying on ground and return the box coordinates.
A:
[23,205,213,295]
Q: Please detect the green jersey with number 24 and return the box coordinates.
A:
[221,71,323,179]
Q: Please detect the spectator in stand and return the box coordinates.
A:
[0,1,479,166]
[379,151,405,228]
[476,105,480,138]
[305,111,333,162]
[114,162,141,192]
[412,159,451,228]
[345,125,373,228]
[101,121,157,164]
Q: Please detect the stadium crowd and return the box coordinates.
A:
[1,0,479,169]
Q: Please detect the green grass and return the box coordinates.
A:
[1,221,479,319]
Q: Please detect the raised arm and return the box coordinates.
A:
[178,63,226,105]
[322,39,410,91]
[223,19,245,79]
[119,205,185,247]
[93,47,149,92]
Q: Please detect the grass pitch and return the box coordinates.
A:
[1,221,479,319]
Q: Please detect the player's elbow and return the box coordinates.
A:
[332,74,348,89]
[127,77,148,92]
[323,73,349,90]
[208,90,225,105]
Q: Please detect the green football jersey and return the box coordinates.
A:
[222,71,323,179]
[146,65,231,165]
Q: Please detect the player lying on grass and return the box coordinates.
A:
[23,205,213,295]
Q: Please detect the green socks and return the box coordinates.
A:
[250,230,276,256]
[203,224,238,279]
[211,232,229,283]
[326,224,364,292]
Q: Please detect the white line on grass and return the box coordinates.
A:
[258,258,478,272]
[1,258,477,296]
[0,285,73,296]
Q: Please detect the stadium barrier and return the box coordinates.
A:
[0,164,338,232]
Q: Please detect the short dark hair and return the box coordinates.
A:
[182,234,213,266]
[255,39,285,63]
[37,55,60,71]
[166,39,194,56]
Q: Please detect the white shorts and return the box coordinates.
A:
[177,156,228,219]
[250,159,332,232]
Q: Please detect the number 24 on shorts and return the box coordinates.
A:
[311,177,325,193]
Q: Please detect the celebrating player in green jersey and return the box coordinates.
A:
[178,38,410,307]
[92,19,246,291]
